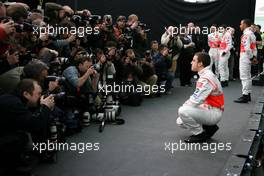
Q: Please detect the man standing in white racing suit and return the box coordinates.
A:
[234,19,257,103]
[208,24,222,77]
[176,52,224,143]
[219,26,233,87]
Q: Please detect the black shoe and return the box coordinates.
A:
[202,125,219,138]
[221,81,224,87]
[234,95,250,103]
[184,131,210,143]
[221,81,228,87]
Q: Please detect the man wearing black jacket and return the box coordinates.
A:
[0,79,54,141]
[153,45,173,93]
[0,79,55,175]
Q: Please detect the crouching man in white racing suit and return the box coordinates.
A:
[234,19,257,103]
[176,52,224,143]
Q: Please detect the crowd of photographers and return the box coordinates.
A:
[1,1,256,176]
[0,2,188,175]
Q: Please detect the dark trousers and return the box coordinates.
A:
[178,56,193,86]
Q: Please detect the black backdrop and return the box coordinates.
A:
[13,0,256,41]
[60,0,256,41]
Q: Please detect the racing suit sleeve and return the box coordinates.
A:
[207,35,211,47]
[243,34,254,59]
[184,78,214,107]
[252,34,257,57]
[224,33,233,53]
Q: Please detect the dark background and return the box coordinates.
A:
[12,0,256,41]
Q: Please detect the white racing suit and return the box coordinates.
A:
[219,31,233,82]
[177,67,224,135]
[239,27,257,95]
[208,32,222,77]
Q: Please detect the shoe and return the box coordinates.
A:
[221,81,228,87]
[202,125,219,138]
[184,131,210,143]
[234,95,250,103]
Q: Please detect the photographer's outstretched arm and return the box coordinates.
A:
[77,71,91,88]
[91,71,100,92]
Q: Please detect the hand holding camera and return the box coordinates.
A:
[0,20,15,35]
[40,95,55,110]
[87,66,97,76]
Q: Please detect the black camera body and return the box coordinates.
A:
[15,22,36,33]
[45,76,66,86]
[138,22,151,33]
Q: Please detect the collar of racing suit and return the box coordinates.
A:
[198,66,210,77]
[244,27,252,34]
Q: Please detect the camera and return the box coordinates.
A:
[138,22,151,33]
[14,22,37,33]
[51,92,66,102]
[88,15,101,26]
[49,57,70,75]
[17,51,37,66]
[0,16,12,23]
[93,63,101,72]
[71,15,88,27]
[45,76,66,86]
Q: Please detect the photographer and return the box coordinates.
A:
[22,60,60,94]
[95,48,116,84]
[123,49,143,82]
[99,15,116,47]
[113,16,126,45]
[63,56,99,95]
[139,50,158,96]
[0,48,19,75]
[153,44,173,94]
[150,40,159,58]
[126,14,148,57]
[45,2,64,25]
[0,79,55,175]
[38,47,59,66]
[0,18,15,55]
[178,28,195,87]
[0,79,54,141]
[38,30,76,58]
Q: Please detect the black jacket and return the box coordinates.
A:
[0,93,51,141]
[153,53,172,77]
